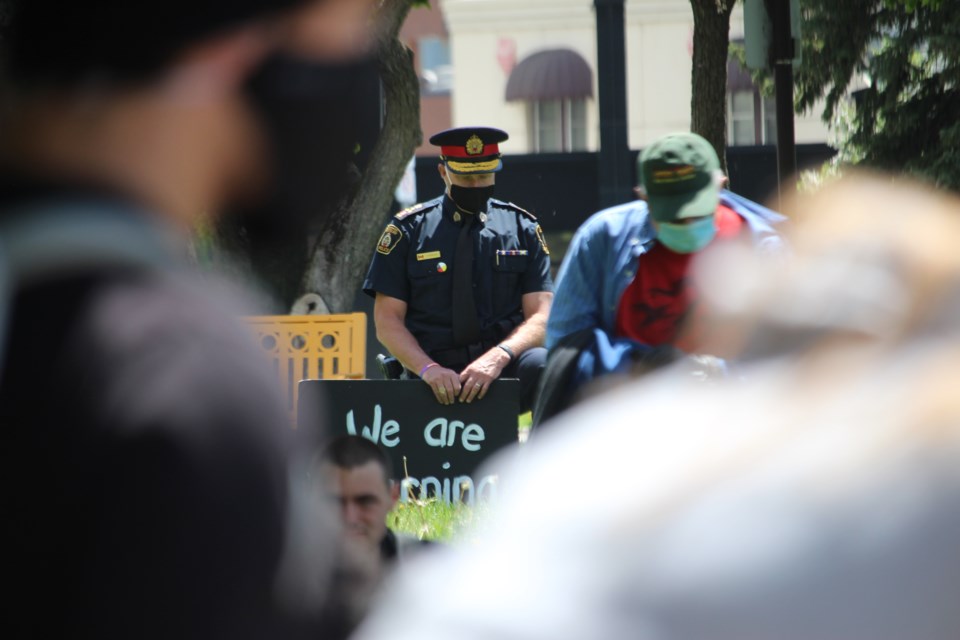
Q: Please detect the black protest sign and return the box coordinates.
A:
[298,379,520,504]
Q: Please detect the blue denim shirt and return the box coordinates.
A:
[546,190,784,349]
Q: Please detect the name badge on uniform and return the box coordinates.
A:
[416,250,441,261]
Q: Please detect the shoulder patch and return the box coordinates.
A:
[376,224,403,255]
[535,224,550,255]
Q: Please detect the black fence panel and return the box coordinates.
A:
[414,144,834,233]
[726,144,837,205]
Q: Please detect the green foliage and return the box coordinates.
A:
[728,40,774,97]
[796,0,960,192]
[885,0,942,11]
[518,410,531,429]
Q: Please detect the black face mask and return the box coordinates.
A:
[238,52,379,234]
[450,184,495,215]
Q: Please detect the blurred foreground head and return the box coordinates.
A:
[0,1,378,637]
[352,173,960,640]
[0,0,377,226]
[695,171,960,360]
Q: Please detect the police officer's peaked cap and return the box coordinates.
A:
[429,126,508,175]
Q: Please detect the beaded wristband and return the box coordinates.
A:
[419,362,439,378]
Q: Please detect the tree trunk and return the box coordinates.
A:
[299,0,422,313]
[689,0,735,174]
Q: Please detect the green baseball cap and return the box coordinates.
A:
[638,132,721,222]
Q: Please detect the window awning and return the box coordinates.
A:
[505,49,593,102]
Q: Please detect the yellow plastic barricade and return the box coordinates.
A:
[243,313,366,424]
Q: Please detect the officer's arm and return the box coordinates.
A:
[501,291,552,357]
[373,294,432,374]
[457,291,552,403]
[373,293,461,405]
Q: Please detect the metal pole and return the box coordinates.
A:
[594,0,632,210]
[769,0,796,203]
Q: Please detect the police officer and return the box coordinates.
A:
[363,126,553,411]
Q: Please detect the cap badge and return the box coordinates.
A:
[652,165,696,184]
[465,134,484,156]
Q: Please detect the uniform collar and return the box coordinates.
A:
[442,193,487,226]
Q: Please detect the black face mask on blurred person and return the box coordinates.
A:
[450,184,495,214]
[238,52,379,237]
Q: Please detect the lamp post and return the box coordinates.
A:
[594,0,632,209]
[768,0,797,199]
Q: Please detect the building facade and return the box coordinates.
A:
[435,0,828,154]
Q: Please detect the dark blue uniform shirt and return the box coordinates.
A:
[363,194,552,357]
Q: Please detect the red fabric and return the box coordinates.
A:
[440,143,500,158]
[614,205,743,348]
[714,203,744,239]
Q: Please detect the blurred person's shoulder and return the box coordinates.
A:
[0,186,289,440]
[76,260,290,438]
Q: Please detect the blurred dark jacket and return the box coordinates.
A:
[0,182,330,639]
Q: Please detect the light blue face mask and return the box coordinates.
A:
[656,216,717,254]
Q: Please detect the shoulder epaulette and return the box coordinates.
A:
[394,199,441,220]
[496,200,537,221]
[393,203,424,220]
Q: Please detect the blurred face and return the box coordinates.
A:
[439,164,496,189]
[271,0,377,60]
[651,213,713,229]
[653,213,718,254]
[323,461,397,549]
[228,0,379,226]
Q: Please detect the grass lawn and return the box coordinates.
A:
[389,498,489,543]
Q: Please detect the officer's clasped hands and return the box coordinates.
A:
[420,346,511,405]
[457,348,510,404]
[421,364,461,406]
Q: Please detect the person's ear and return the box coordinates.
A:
[389,480,400,505]
[438,163,454,190]
[714,171,729,190]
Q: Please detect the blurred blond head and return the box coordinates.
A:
[694,171,960,361]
